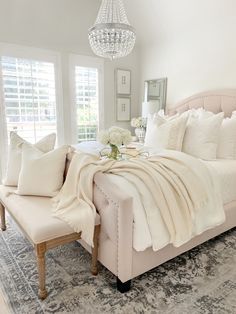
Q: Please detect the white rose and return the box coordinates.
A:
[97,130,109,145]
[122,131,132,145]
[109,126,123,134]
[109,131,123,146]
[131,118,138,127]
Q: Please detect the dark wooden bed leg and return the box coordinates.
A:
[35,243,48,300]
[117,278,131,293]
[91,224,100,275]
[0,203,6,231]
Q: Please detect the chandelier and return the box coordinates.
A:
[88,0,136,60]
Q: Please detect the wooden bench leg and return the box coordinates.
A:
[91,224,100,275]
[0,203,6,231]
[35,243,47,300]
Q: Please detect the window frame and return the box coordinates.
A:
[0,42,65,145]
[69,54,104,143]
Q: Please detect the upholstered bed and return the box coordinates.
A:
[78,90,236,292]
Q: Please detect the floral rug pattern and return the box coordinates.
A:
[0,219,236,314]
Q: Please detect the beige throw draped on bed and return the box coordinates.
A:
[52,150,225,249]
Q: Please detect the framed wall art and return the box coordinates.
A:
[116,69,131,95]
[116,97,131,121]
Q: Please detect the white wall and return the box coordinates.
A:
[136,0,236,108]
[0,0,140,142]
[2,0,236,131]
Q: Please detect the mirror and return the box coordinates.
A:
[143,78,167,114]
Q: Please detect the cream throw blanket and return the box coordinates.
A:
[52,150,225,249]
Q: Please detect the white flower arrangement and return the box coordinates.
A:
[98,126,132,147]
[131,117,147,128]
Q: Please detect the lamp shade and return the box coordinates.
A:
[142,101,159,118]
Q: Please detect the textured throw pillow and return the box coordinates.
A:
[145,112,188,151]
[217,116,236,159]
[17,144,69,197]
[4,132,56,186]
[182,112,224,160]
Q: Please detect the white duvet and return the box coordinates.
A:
[205,159,236,205]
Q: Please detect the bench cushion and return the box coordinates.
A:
[0,185,74,244]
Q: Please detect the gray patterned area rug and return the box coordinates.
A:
[0,219,236,314]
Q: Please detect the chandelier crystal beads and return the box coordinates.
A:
[88,0,136,60]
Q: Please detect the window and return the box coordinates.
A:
[1,56,57,143]
[70,55,104,143]
[75,66,99,142]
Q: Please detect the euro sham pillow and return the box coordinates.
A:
[144,112,188,151]
[4,132,56,186]
[187,109,236,159]
[217,116,236,159]
[17,144,69,197]
[182,112,224,160]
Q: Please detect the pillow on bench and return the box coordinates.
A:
[17,144,69,197]
[4,132,56,186]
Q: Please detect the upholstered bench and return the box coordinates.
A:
[0,185,100,300]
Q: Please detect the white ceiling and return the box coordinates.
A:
[1,0,235,52]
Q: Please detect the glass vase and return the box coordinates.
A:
[108,144,120,160]
[135,127,146,143]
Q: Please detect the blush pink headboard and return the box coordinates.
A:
[168,89,236,117]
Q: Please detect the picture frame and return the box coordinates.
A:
[116,69,131,95]
[116,97,131,121]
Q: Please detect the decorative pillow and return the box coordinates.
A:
[182,112,224,160]
[184,108,214,120]
[17,144,69,197]
[145,112,188,151]
[217,116,236,159]
[4,132,56,186]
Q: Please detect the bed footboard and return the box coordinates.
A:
[93,172,133,285]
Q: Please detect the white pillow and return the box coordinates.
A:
[145,112,188,151]
[182,112,224,160]
[187,108,214,119]
[217,116,236,159]
[17,144,69,197]
[4,132,56,186]
[232,111,236,117]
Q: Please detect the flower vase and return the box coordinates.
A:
[135,127,146,143]
[108,144,120,160]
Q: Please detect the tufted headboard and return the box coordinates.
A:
[168,89,236,117]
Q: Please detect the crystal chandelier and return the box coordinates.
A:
[88,0,136,60]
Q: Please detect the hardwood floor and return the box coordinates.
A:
[0,288,11,314]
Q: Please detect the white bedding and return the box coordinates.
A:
[56,149,224,249]
[75,143,236,206]
[74,142,234,251]
[205,160,236,205]
[106,158,236,251]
